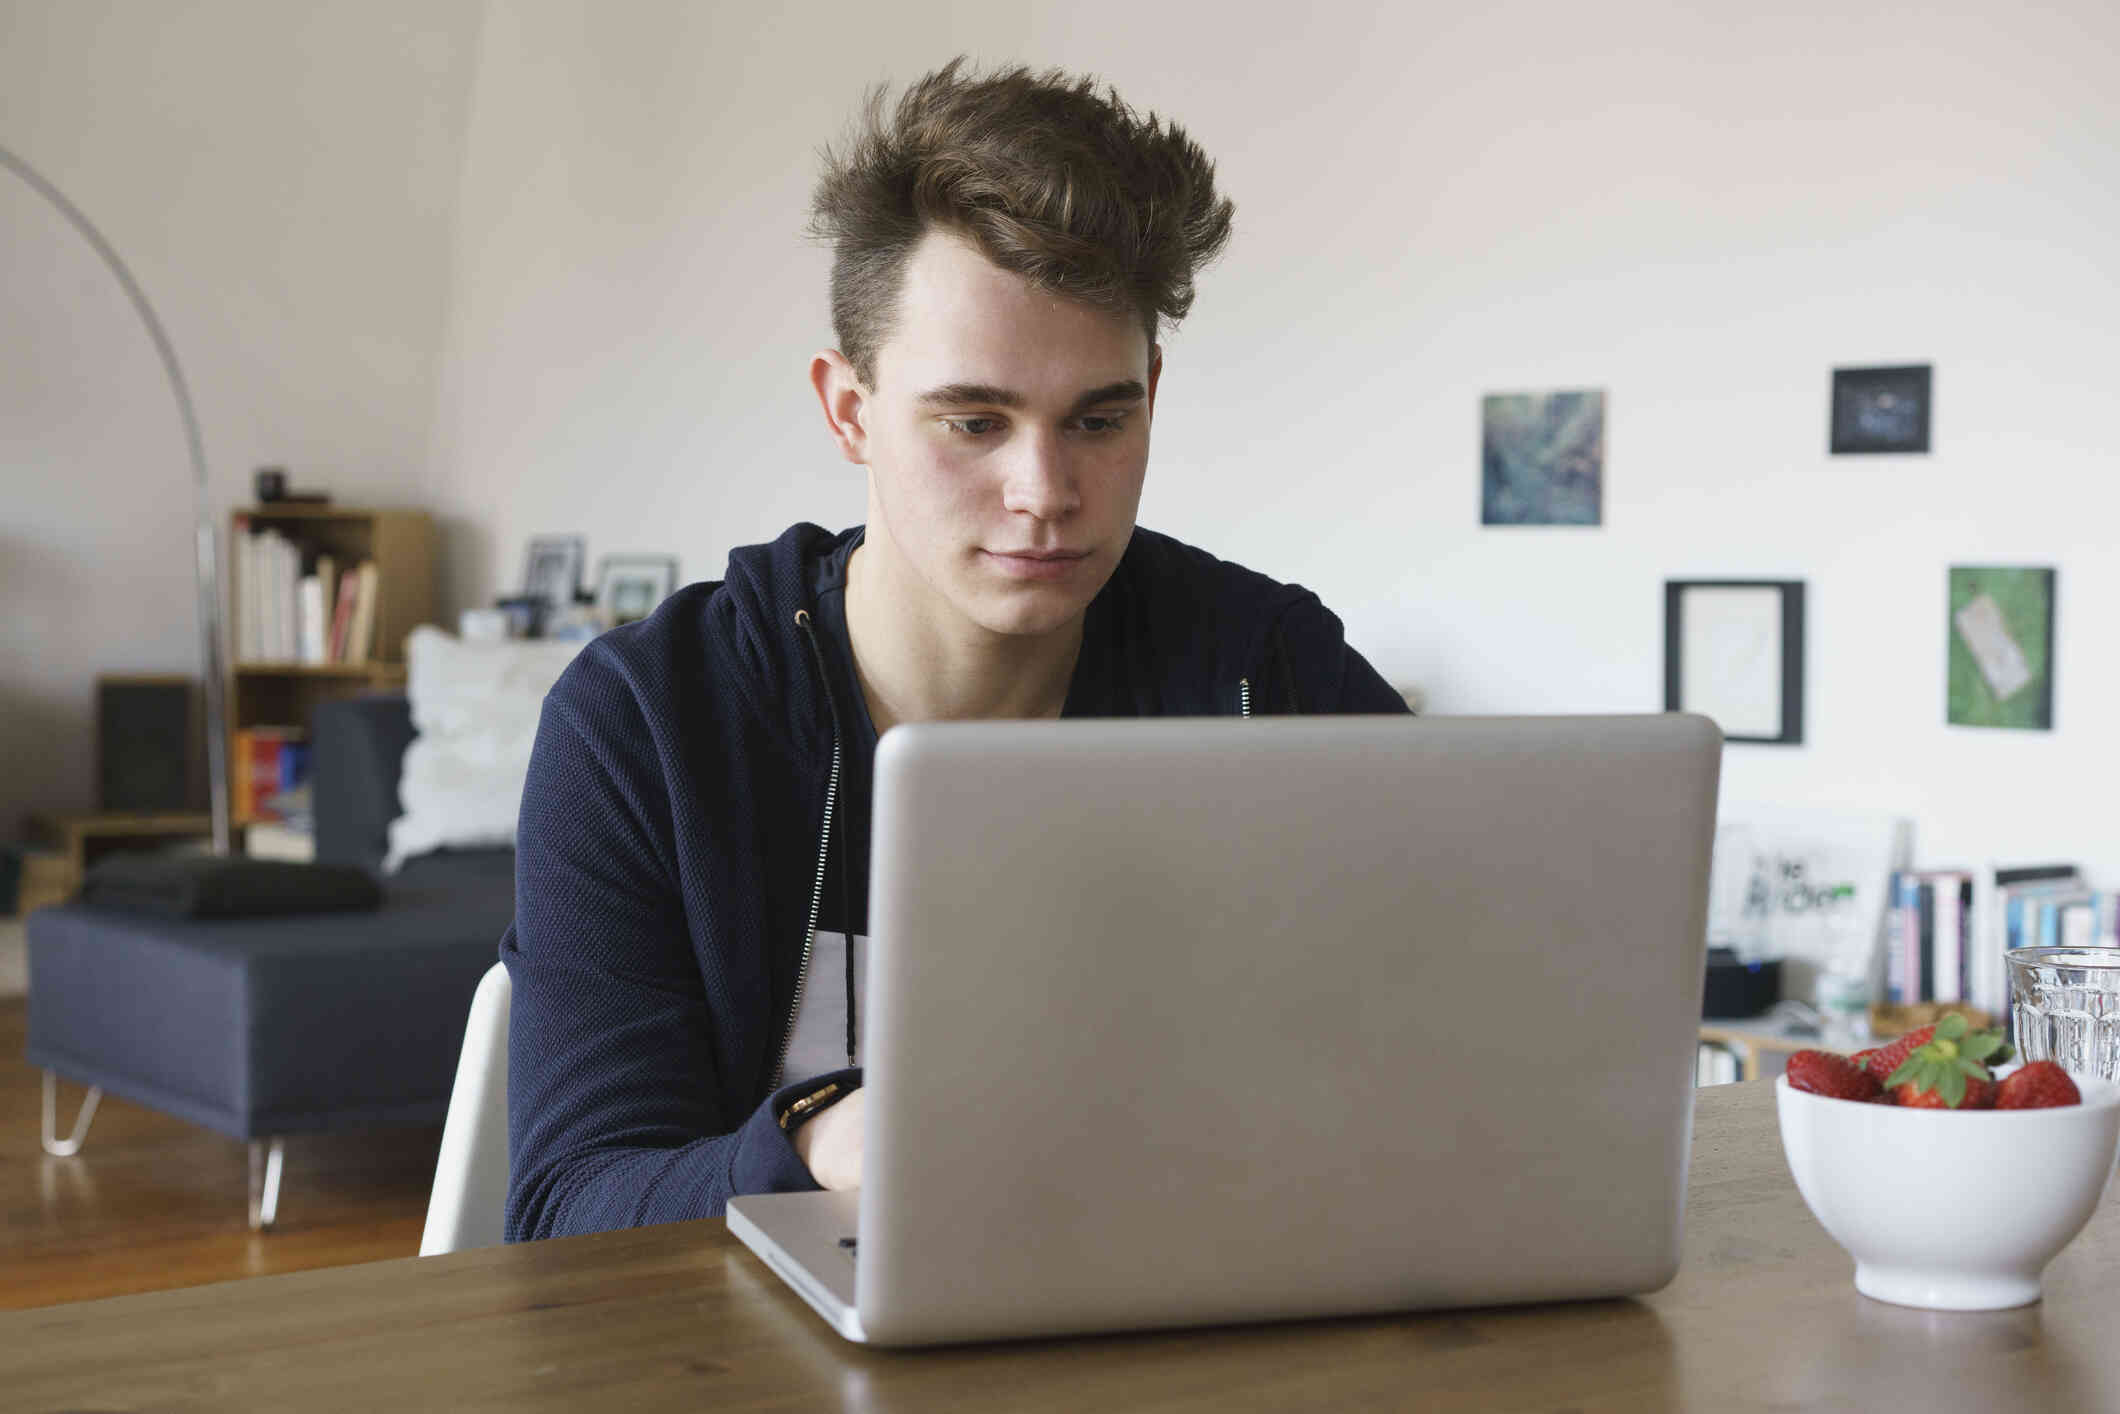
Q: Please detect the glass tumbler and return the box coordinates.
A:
[2007,947,2120,1081]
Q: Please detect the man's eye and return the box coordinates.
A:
[943,417,1001,436]
[1077,414,1129,435]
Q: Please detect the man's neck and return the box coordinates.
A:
[842,539,1082,737]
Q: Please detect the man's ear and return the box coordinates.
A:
[810,350,870,465]
[1147,344,1163,419]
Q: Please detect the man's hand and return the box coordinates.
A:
[792,1087,865,1190]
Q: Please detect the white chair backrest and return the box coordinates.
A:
[421,961,512,1256]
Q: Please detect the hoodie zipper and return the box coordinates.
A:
[1239,678,1252,717]
[771,731,840,1094]
[775,607,849,1096]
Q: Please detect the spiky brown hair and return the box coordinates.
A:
[808,57,1235,387]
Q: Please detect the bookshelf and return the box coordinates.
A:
[226,505,435,827]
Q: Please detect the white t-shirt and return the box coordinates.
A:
[780,929,866,1089]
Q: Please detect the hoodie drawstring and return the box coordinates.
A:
[792,609,858,1072]
[1269,621,1301,714]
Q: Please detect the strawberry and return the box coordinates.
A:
[1882,1014,2013,1109]
[1997,1060,2082,1110]
[1893,1075,1997,1109]
[1858,1026,1935,1079]
[1786,1050,1882,1102]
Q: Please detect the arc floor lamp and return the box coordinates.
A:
[2,142,231,857]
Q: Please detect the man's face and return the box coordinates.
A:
[815,228,1160,641]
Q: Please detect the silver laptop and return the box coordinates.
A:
[727,714,1722,1347]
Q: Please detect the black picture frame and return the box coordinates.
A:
[1664,580,1806,745]
[521,535,586,610]
[1830,364,1931,454]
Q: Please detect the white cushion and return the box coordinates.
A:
[383,626,583,872]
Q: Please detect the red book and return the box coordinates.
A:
[328,564,362,663]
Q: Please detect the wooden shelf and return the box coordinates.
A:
[234,503,415,522]
[234,663,408,680]
[227,507,436,820]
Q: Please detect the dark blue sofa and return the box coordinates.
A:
[25,696,513,1188]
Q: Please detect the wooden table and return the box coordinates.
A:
[4,1080,2117,1411]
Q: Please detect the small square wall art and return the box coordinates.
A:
[1481,389,1604,526]
[1830,364,1931,454]
[1947,566,2055,730]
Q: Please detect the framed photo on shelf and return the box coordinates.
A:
[521,535,586,610]
[1830,364,1931,455]
[1665,580,1806,745]
[594,554,680,627]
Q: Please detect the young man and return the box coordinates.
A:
[503,60,1408,1242]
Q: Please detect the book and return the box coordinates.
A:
[231,726,305,825]
[1926,872,1970,1005]
[255,530,280,663]
[1886,872,1919,1004]
[345,561,380,663]
[233,517,258,663]
[1988,867,2087,1024]
[328,563,361,663]
[298,572,328,666]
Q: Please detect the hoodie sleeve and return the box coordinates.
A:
[502,671,817,1241]
[1271,596,1413,715]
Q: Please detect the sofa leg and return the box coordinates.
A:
[249,1138,285,1231]
[40,1071,103,1158]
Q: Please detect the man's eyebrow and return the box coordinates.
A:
[914,380,1147,414]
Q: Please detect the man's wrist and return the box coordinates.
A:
[778,1078,855,1134]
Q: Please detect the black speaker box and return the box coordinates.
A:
[97,675,206,813]
[1702,947,1782,1020]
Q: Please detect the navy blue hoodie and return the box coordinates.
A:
[502,522,1408,1241]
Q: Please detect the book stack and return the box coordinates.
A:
[232,726,308,825]
[1888,863,2120,1021]
[232,517,382,665]
[1885,871,1975,1008]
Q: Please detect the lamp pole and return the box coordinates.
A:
[2,143,232,854]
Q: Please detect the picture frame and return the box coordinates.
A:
[594,554,681,628]
[521,535,586,610]
[1830,364,1931,455]
[1480,389,1605,526]
[1665,580,1806,745]
[1947,566,2055,730]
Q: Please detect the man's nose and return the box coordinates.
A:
[1000,431,1080,520]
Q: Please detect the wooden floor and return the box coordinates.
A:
[1,997,439,1310]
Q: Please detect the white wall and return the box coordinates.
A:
[1,0,482,824]
[13,1,2116,885]
[431,0,2120,881]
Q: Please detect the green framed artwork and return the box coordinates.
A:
[1946,566,2055,730]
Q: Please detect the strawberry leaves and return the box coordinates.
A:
[1883,1014,2015,1108]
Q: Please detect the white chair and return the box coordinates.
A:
[420,961,512,1255]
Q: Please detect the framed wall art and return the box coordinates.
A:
[1481,389,1605,526]
[1947,566,2055,730]
[1665,580,1806,745]
[1830,364,1931,454]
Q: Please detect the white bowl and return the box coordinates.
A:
[1776,1072,2120,1310]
